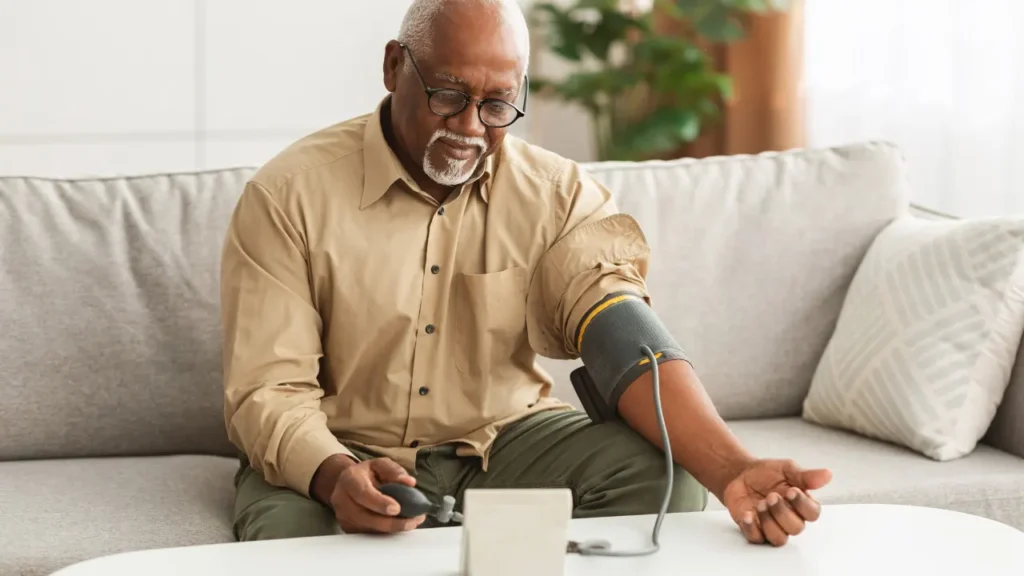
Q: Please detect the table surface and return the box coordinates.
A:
[53,504,1024,576]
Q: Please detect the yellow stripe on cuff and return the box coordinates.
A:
[575,293,643,351]
[637,352,663,365]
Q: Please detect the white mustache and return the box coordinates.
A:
[429,129,487,151]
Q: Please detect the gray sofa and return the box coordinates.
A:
[2,141,1022,575]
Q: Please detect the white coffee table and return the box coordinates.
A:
[53,504,1024,575]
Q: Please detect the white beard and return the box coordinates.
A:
[423,129,487,186]
[425,155,475,186]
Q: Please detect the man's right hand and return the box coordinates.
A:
[311,454,427,534]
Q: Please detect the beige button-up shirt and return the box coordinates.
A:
[220,98,652,497]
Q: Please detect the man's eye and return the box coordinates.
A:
[435,91,465,104]
[485,101,509,113]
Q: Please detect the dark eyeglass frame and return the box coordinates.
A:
[399,43,528,129]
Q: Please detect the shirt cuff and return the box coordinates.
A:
[281,426,357,498]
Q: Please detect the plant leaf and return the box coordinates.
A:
[533,0,789,161]
[672,0,711,16]
[576,0,620,8]
[727,0,790,10]
[697,96,722,118]
[693,3,746,42]
[582,8,643,60]
[723,0,770,11]
[612,107,702,159]
[533,3,587,61]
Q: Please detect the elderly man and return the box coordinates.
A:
[220,0,831,548]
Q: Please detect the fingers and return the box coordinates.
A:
[756,498,789,547]
[330,459,429,534]
[739,510,765,544]
[785,487,822,522]
[337,473,427,533]
[353,509,426,534]
[337,493,426,534]
[374,514,425,533]
[745,490,822,547]
[781,460,832,491]
[348,472,404,516]
[767,492,805,536]
[798,468,833,491]
[370,458,417,486]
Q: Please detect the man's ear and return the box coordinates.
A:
[383,40,402,93]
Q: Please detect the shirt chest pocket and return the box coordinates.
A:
[452,266,529,377]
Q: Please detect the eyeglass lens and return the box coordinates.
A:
[429,90,519,127]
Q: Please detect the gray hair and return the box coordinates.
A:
[397,0,530,72]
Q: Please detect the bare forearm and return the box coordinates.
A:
[617,359,755,502]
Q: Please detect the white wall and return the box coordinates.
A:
[0,0,589,179]
[803,0,1024,217]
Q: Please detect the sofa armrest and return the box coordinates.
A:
[984,341,1024,459]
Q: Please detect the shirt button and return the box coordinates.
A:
[419,386,430,396]
[425,324,436,334]
[430,265,440,274]
[410,440,420,448]
[437,207,445,216]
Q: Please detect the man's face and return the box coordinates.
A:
[383,12,526,188]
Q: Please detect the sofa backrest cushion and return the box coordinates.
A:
[537,141,911,420]
[0,168,253,460]
[0,141,912,460]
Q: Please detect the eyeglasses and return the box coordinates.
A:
[399,43,528,129]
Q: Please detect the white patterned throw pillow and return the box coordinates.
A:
[803,215,1024,460]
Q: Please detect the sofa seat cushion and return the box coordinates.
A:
[708,418,1024,530]
[0,455,238,576]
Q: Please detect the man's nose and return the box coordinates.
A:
[446,103,487,140]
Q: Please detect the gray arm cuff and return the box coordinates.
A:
[575,293,689,414]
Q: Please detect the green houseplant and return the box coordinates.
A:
[529,0,790,161]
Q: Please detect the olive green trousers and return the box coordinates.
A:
[232,409,709,541]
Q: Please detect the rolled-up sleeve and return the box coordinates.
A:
[220,180,353,497]
[526,167,653,360]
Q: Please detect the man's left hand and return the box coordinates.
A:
[722,459,833,547]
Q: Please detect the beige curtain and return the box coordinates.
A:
[656,0,805,158]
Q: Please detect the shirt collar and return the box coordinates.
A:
[361,97,496,209]
[360,98,416,209]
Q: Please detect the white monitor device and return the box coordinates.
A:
[460,488,574,576]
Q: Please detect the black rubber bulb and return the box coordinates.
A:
[378,483,434,518]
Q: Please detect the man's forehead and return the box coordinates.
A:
[425,10,528,85]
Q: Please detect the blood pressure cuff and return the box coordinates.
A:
[570,292,689,423]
